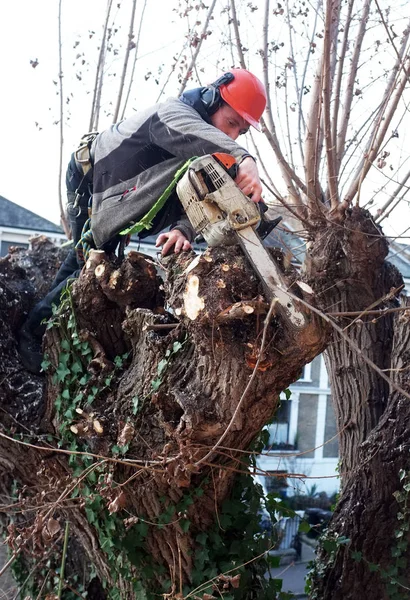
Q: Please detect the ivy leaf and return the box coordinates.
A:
[132,396,140,415]
[151,378,162,391]
[180,519,191,532]
[298,520,311,534]
[172,341,182,353]
[71,360,83,375]
[61,339,71,351]
[157,359,168,376]
[351,551,362,562]
[56,364,71,383]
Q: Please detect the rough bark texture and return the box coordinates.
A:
[0,240,327,597]
[304,207,409,599]
[309,298,410,600]
[305,207,403,482]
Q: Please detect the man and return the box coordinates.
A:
[19,68,267,373]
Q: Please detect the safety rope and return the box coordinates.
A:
[119,157,196,237]
[75,218,94,263]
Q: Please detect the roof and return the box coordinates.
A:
[0,195,63,234]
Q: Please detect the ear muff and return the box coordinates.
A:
[201,72,235,116]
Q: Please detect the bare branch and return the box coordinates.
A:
[57,0,70,238]
[177,0,218,96]
[343,55,410,208]
[323,0,341,209]
[376,167,410,223]
[89,0,113,132]
[229,0,247,69]
[121,0,148,119]
[336,0,371,170]
[297,0,322,162]
[112,0,138,123]
[303,50,325,208]
[331,0,354,175]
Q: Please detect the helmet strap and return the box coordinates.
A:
[201,72,235,116]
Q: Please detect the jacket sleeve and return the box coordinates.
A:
[150,98,252,163]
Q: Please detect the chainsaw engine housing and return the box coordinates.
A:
[176,155,260,246]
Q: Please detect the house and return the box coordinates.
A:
[0,195,66,256]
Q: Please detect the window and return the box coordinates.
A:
[265,470,288,496]
[1,241,28,257]
[266,400,295,450]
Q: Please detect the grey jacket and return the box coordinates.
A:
[91,96,251,248]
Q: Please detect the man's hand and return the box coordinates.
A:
[155,229,192,256]
[235,156,262,203]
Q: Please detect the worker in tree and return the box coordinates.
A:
[19,68,267,373]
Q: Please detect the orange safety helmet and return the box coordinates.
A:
[219,68,267,131]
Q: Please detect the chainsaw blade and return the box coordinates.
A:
[236,226,307,330]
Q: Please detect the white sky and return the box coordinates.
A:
[1,0,410,242]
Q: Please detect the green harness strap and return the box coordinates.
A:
[119,157,196,237]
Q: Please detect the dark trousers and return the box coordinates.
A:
[27,155,91,338]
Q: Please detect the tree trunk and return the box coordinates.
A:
[304,207,409,599]
[305,207,403,483]
[308,297,410,600]
[0,241,327,597]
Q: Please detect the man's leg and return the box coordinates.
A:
[19,271,81,374]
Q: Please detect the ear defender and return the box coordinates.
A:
[201,72,235,115]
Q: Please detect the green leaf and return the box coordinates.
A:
[180,519,190,532]
[284,388,292,400]
[336,536,350,545]
[132,396,140,415]
[351,551,362,562]
[298,520,311,533]
[71,360,83,375]
[196,532,207,545]
[61,339,71,351]
[157,359,168,376]
[399,469,406,481]
[151,378,162,391]
[172,341,182,353]
[56,364,71,383]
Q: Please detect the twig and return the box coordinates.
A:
[57,0,69,238]
[177,0,218,95]
[57,521,70,599]
[112,0,138,123]
[285,289,410,403]
[89,0,113,131]
[328,306,409,318]
[121,0,148,119]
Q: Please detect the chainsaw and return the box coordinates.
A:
[176,153,307,331]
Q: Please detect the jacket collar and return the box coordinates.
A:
[179,88,213,124]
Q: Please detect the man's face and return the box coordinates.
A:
[210,103,250,140]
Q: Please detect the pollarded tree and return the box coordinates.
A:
[2,1,410,599]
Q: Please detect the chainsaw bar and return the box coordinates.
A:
[236,226,307,330]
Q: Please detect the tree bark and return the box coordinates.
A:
[0,242,327,596]
[305,207,403,484]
